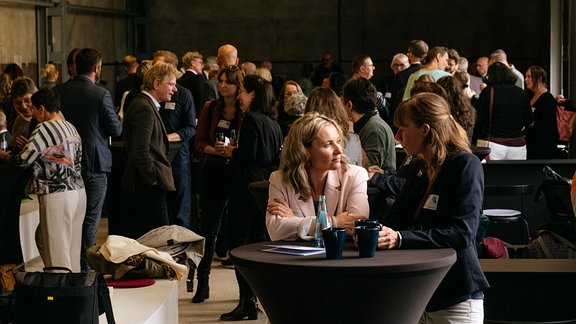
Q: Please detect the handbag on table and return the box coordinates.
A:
[14,266,115,324]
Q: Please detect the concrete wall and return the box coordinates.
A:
[0,1,129,94]
[0,0,559,98]
[0,4,38,78]
[146,0,550,83]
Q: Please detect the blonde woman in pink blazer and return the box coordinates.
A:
[266,112,369,241]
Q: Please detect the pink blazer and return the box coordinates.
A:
[266,164,369,241]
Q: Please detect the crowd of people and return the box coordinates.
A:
[0,39,572,323]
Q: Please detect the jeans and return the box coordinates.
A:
[81,171,108,272]
[167,157,192,229]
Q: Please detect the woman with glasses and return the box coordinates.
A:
[379,53,409,129]
[192,65,244,303]
[220,74,283,321]
[275,80,304,137]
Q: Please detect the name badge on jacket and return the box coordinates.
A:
[165,102,176,110]
[423,194,439,210]
[217,119,231,129]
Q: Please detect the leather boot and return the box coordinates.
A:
[186,265,196,293]
[220,297,258,321]
[192,277,209,303]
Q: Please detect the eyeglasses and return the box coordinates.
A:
[161,81,177,87]
[392,63,406,68]
[363,64,375,68]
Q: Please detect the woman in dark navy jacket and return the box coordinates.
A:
[379,93,489,323]
[221,75,284,321]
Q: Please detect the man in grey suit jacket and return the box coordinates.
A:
[55,48,122,272]
[121,62,177,238]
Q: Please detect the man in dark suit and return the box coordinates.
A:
[121,62,177,238]
[114,55,139,108]
[55,48,122,272]
[395,40,428,104]
[178,51,206,115]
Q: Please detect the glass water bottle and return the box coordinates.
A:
[313,195,331,248]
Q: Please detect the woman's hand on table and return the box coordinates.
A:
[378,226,399,249]
[335,211,367,236]
[267,198,294,218]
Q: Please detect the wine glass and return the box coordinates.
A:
[216,132,225,143]
[230,129,237,146]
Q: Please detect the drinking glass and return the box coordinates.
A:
[216,132,225,143]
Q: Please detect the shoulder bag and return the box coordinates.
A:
[14,266,115,324]
[476,86,494,148]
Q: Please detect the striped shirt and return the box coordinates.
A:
[13,119,84,194]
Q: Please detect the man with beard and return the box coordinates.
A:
[56,48,122,272]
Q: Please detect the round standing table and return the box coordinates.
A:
[231,241,456,324]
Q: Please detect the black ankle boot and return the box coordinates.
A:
[192,278,209,303]
[220,297,258,321]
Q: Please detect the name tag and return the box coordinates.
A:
[423,194,439,210]
[165,102,176,110]
[385,92,392,99]
[217,119,231,129]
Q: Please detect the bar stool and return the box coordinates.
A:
[483,184,533,245]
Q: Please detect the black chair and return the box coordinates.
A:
[483,184,533,245]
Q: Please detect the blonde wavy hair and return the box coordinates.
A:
[394,93,471,175]
[40,63,58,82]
[141,62,178,91]
[280,111,346,199]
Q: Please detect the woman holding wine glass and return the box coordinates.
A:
[192,65,243,303]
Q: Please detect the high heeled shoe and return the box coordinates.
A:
[220,297,258,321]
[192,278,209,303]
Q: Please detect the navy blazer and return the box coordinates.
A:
[228,111,283,209]
[56,75,122,173]
[383,151,490,311]
[395,62,421,90]
[159,84,196,162]
[121,92,175,192]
